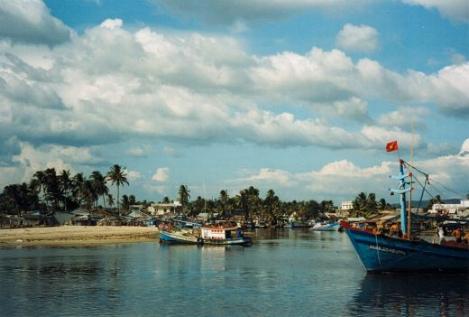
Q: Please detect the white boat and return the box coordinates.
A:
[201,222,252,245]
[159,222,251,246]
[312,222,339,231]
[159,229,201,244]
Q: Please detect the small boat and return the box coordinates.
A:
[201,222,252,245]
[289,221,310,228]
[159,222,251,246]
[159,229,202,244]
[341,141,469,272]
[312,222,339,231]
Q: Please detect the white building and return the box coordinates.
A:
[430,200,469,215]
[148,201,182,216]
[340,201,354,211]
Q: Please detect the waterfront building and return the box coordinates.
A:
[430,200,469,216]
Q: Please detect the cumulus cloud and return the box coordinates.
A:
[8,142,100,183]
[336,24,379,53]
[152,168,170,182]
[1,19,467,163]
[0,0,71,45]
[402,0,469,23]
[236,138,469,201]
[127,170,142,181]
[377,106,430,130]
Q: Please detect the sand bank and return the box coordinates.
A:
[0,226,160,247]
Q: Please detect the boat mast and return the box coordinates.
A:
[399,159,408,236]
[407,172,412,239]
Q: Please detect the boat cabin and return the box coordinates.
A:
[201,223,241,240]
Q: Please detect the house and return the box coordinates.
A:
[148,201,182,216]
[430,200,469,216]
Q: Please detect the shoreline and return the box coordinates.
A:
[0,226,160,247]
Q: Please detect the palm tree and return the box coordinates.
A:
[32,170,46,210]
[178,185,190,215]
[264,189,280,224]
[121,195,130,212]
[90,171,108,208]
[107,194,114,208]
[59,170,72,212]
[237,189,250,221]
[81,180,98,211]
[106,164,129,216]
[219,190,229,217]
[72,173,85,207]
[44,168,61,211]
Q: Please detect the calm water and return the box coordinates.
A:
[1,229,468,317]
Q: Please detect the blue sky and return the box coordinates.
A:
[0,0,468,204]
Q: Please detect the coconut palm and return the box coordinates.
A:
[72,173,85,207]
[90,171,108,208]
[81,180,98,211]
[219,189,229,217]
[59,170,72,212]
[44,168,61,211]
[178,185,190,215]
[32,170,46,209]
[107,194,114,208]
[106,164,129,216]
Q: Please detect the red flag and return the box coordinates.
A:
[386,140,398,152]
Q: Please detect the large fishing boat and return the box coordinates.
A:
[341,141,469,272]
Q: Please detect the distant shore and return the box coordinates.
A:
[0,226,160,247]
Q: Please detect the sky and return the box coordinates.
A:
[0,0,468,204]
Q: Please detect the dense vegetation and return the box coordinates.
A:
[0,166,398,222]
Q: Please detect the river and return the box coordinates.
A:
[1,229,467,316]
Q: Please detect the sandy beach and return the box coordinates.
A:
[0,226,160,247]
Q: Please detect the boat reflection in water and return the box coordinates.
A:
[346,273,469,316]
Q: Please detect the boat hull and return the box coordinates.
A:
[159,231,200,244]
[159,231,251,246]
[312,223,339,231]
[203,237,252,246]
[344,227,469,272]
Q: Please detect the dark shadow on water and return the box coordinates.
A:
[346,272,469,316]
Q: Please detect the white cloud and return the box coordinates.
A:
[0,0,71,45]
[0,20,467,162]
[377,106,430,129]
[240,168,294,187]
[336,24,379,53]
[152,167,170,182]
[402,0,469,23]
[127,146,151,157]
[100,18,123,30]
[127,170,142,181]
[235,138,469,201]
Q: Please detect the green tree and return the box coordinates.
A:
[107,194,114,208]
[178,185,190,214]
[90,171,108,208]
[264,189,280,224]
[106,164,129,216]
[121,195,130,212]
[59,170,72,212]
[72,173,85,207]
[219,190,229,217]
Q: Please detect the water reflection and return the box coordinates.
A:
[347,273,469,317]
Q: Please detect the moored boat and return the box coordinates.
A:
[159,229,201,244]
[312,222,339,231]
[341,141,469,272]
[159,222,251,246]
[201,222,252,245]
